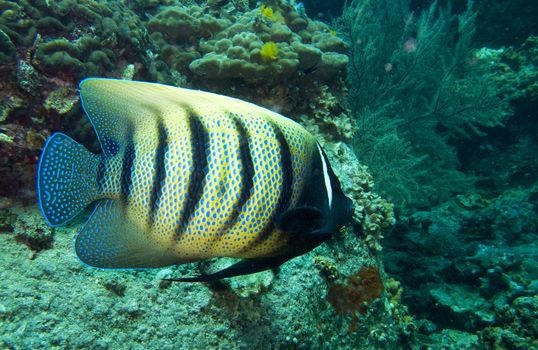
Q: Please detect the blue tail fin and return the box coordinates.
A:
[37,133,102,226]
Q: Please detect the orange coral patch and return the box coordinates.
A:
[327,266,384,332]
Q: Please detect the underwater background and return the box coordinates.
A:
[0,0,536,349]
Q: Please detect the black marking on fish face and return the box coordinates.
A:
[120,122,135,203]
[175,108,209,238]
[148,119,168,226]
[290,144,352,242]
[317,145,354,231]
[242,120,294,252]
[294,143,325,210]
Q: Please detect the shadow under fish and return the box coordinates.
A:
[37,78,353,282]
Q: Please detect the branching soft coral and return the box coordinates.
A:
[341,0,510,209]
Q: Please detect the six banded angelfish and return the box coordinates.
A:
[37,78,353,282]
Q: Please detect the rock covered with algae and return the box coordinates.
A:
[0,201,407,349]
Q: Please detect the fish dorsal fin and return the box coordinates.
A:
[79,78,277,157]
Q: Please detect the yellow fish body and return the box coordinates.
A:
[37,79,352,281]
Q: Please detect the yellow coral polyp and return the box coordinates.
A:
[260,41,279,61]
[260,4,285,23]
[260,4,274,19]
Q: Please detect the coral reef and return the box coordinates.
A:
[183,3,348,84]
[4,1,534,349]
[0,0,151,200]
[384,187,538,348]
[0,1,407,349]
[143,1,350,117]
[299,83,355,143]
[476,35,537,102]
[337,3,536,345]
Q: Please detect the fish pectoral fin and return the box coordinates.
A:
[275,206,325,234]
[164,256,291,282]
[75,199,177,269]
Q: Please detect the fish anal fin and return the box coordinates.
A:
[75,199,177,268]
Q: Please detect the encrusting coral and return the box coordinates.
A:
[327,266,384,331]
[163,2,350,85]
[476,35,537,101]
[313,255,340,281]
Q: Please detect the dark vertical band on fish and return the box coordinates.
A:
[96,157,107,192]
[221,115,255,236]
[149,119,168,226]
[175,110,209,238]
[242,121,294,251]
[120,123,135,203]
[272,122,294,216]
